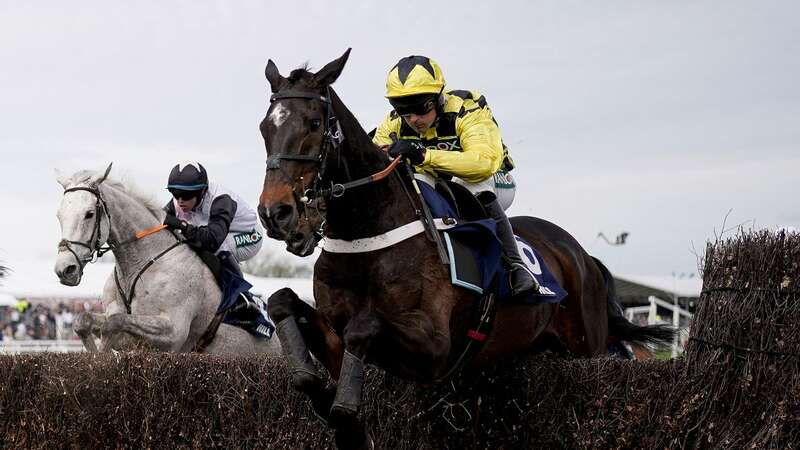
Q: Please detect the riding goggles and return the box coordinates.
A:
[391,97,436,118]
[169,189,202,201]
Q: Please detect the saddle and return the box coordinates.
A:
[188,247,275,352]
[433,179,486,222]
[416,177,567,304]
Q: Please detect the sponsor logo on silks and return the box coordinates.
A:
[233,229,263,248]
[425,138,461,152]
[494,171,515,189]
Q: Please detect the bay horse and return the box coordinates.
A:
[258,49,673,449]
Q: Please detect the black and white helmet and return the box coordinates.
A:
[167,161,208,191]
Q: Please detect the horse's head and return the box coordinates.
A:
[54,163,114,286]
[257,48,350,242]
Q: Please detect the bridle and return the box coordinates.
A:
[58,185,114,271]
[265,88,340,216]
[58,182,181,314]
[264,87,402,214]
[58,184,172,274]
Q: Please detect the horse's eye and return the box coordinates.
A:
[85,211,95,219]
[310,119,322,131]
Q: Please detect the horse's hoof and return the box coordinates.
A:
[329,403,358,426]
[312,410,333,428]
[334,425,372,450]
[291,370,321,392]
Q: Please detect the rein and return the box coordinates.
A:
[323,155,402,198]
[113,240,182,314]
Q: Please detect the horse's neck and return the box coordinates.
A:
[323,119,417,239]
[102,186,174,274]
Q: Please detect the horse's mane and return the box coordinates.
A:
[328,87,381,155]
[288,64,313,84]
[67,170,165,219]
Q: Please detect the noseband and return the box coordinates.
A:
[58,186,113,271]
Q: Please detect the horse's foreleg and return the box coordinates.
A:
[328,310,379,450]
[331,309,379,415]
[99,313,177,352]
[73,312,107,352]
[268,288,342,426]
[268,288,324,386]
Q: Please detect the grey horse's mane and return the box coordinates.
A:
[68,170,164,219]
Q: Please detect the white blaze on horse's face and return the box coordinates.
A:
[269,103,291,127]
[54,187,109,286]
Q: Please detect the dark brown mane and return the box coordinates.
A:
[328,88,382,161]
[287,64,314,86]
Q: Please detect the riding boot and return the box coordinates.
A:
[482,198,541,296]
[219,250,260,309]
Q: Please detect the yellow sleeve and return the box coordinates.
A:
[372,112,402,148]
[420,107,504,183]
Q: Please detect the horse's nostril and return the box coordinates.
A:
[63,265,78,276]
[273,204,294,225]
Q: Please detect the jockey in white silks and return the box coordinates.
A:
[162,161,264,276]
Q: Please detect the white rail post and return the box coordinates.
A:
[672,295,680,358]
[648,296,658,325]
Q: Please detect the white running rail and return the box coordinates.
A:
[0,340,85,354]
[625,295,693,357]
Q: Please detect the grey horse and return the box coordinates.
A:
[54,164,280,354]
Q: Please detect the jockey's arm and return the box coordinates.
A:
[183,195,237,253]
[420,107,504,183]
[372,111,399,151]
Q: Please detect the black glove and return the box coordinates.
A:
[388,139,426,166]
[163,214,187,232]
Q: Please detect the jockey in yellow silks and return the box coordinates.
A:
[373,55,538,296]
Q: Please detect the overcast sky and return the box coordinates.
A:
[0,1,797,281]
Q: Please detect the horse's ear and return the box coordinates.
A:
[91,162,113,186]
[55,169,70,189]
[313,48,351,87]
[265,59,287,93]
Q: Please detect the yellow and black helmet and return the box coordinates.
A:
[385,55,445,99]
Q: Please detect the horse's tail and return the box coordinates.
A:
[592,256,676,349]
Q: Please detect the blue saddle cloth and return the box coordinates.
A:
[217,268,276,339]
[419,181,567,304]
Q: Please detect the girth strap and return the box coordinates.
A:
[434,290,497,383]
